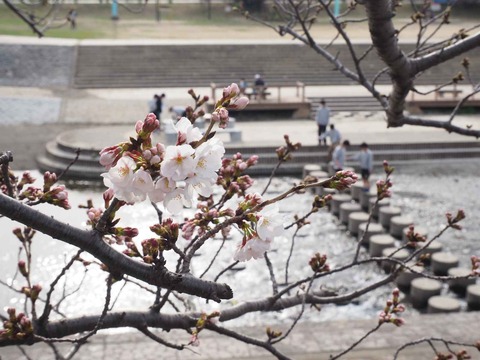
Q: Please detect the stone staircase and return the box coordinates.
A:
[309,96,384,118]
[37,127,480,180]
[73,43,480,89]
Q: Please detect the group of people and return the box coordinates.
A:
[315,99,374,190]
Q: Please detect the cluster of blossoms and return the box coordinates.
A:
[434,349,472,360]
[405,224,427,248]
[471,255,480,276]
[100,83,249,215]
[217,152,258,201]
[446,209,466,230]
[233,194,284,262]
[0,308,33,340]
[11,171,70,209]
[378,288,405,327]
[189,311,220,346]
[309,252,330,273]
[325,170,358,191]
[276,134,301,162]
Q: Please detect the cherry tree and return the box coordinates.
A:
[246,0,480,137]
[1,83,479,360]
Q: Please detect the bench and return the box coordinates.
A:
[434,87,463,100]
[244,87,271,100]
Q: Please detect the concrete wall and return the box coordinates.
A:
[0,44,75,88]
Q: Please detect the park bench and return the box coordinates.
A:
[204,115,242,143]
[244,87,271,100]
[434,86,463,100]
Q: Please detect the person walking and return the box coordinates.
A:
[319,124,341,161]
[332,140,350,172]
[354,142,374,189]
[153,93,165,121]
[315,99,331,145]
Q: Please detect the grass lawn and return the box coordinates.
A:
[0,3,478,39]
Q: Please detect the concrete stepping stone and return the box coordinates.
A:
[448,267,477,296]
[330,194,352,216]
[348,212,370,236]
[467,284,480,310]
[379,206,401,230]
[358,222,384,246]
[431,252,460,276]
[369,234,395,257]
[359,189,377,211]
[381,247,410,273]
[303,164,322,178]
[340,202,362,225]
[410,278,442,309]
[368,197,390,219]
[351,182,365,202]
[390,215,414,239]
[416,241,443,264]
[395,263,424,292]
[427,296,461,313]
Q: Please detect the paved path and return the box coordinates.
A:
[2,312,479,360]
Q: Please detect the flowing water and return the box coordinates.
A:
[1,163,479,327]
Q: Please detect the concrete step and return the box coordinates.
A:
[73,44,480,88]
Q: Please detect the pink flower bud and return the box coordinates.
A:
[135,120,144,134]
[228,96,249,110]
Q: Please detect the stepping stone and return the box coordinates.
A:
[410,278,442,309]
[431,252,459,276]
[330,194,352,216]
[416,241,443,264]
[467,284,480,310]
[379,206,401,231]
[359,188,377,211]
[448,267,477,296]
[368,197,390,219]
[390,215,414,239]
[358,222,384,246]
[351,182,365,202]
[339,202,362,225]
[427,296,461,313]
[348,212,370,236]
[381,247,410,273]
[395,263,424,292]
[303,164,322,178]
[369,234,395,257]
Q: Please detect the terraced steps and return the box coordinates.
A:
[36,127,480,180]
[74,44,480,89]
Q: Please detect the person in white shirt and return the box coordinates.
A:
[319,124,341,161]
[332,140,350,171]
[354,142,374,189]
[315,99,331,145]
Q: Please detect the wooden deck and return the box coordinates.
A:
[208,82,311,120]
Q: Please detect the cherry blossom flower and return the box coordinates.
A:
[234,237,271,262]
[257,205,284,241]
[148,177,175,203]
[174,117,202,144]
[164,187,193,214]
[102,156,137,202]
[160,144,198,181]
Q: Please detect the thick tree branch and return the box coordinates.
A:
[0,193,233,302]
[364,0,413,126]
[411,31,480,75]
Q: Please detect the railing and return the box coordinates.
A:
[210,82,306,104]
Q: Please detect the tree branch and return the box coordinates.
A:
[0,193,233,302]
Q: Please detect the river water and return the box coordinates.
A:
[1,162,479,327]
